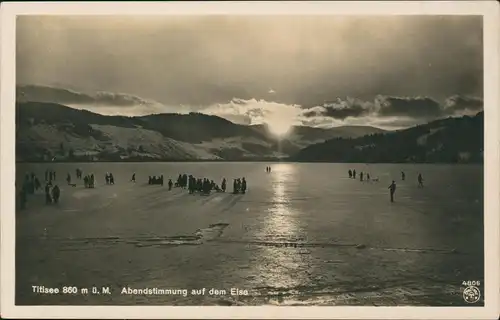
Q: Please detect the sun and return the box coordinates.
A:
[266,119,293,138]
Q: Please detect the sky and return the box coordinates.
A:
[16,15,483,130]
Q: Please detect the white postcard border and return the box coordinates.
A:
[1,1,499,319]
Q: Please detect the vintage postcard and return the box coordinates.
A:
[1,1,499,319]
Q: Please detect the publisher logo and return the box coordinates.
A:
[463,286,481,304]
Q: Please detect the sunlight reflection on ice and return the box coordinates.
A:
[255,163,308,289]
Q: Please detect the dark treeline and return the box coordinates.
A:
[292,112,484,164]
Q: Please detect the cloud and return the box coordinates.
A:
[443,95,483,115]
[201,98,303,129]
[299,95,483,129]
[17,84,483,130]
[268,88,276,94]
[302,97,373,120]
[16,16,482,107]
[375,96,443,119]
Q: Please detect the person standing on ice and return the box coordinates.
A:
[52,185,60,204]
[221,178,227,192]
[131,173,136,183]
[418,173,424,188]
[241,177,247,194]
[401,171,405,181]
[67,173,71,185]
[353,169,356,179]
[348,169,352,178]
[360,172,364,181]
[168,179,173,190]
[388,180,396,203]
[233,179,238,194]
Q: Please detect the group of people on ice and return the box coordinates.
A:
[377,170,425,203]
[83,174,96,188]
[265,166,272,173]
[348,169,374,182]
[348,168,425,203]
[45,169,56,182]
[232,178,247,194]
[18,171,60,209]
[156,173,248,195]
[188,176,223,195]
[149,175,164,186]
[105,172,115,185]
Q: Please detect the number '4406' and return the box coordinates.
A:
[462,280,481,286]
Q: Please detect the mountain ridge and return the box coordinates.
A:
[16,101,386,162]
[291,111,484,164]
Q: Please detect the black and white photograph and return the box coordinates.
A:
[1,1,499,319]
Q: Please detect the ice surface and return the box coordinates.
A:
[15,162,484,306]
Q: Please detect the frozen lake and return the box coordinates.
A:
[15,162,484,306]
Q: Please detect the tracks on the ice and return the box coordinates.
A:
[211,239,462,254]
[28,223,231,250]
[26,228,465,255]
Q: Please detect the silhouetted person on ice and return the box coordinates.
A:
[348,170,352,178]
[131,173,136,182]
[67,173,71,185]
[388,180,396,203]
[241,177,247,194]
[401,171,405,181]
[188,176,194,193]
[367,173,370,181]
[233,179,238,194]
[221,178,227,192]
[110,173,115,185]
[168,179,173,190]
[160,175,164,186]
[52,185,60,204]
[360,172,364,181]
[418,174,424,188]
[353,170,356,179]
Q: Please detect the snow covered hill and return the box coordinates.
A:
[15,101,386,162]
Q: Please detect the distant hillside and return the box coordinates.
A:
[291,112,484,163]
[15,101,385,162]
